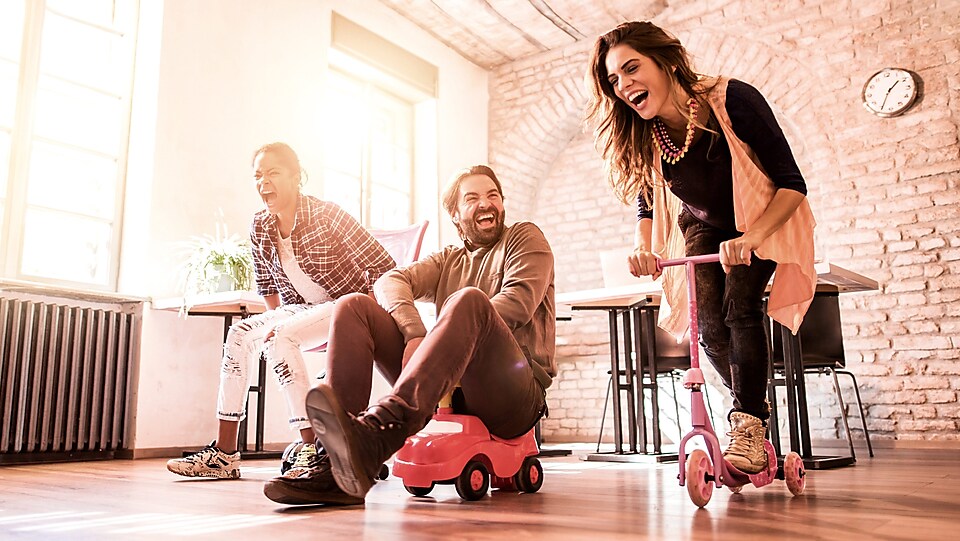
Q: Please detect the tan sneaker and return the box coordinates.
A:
[166,441,240,479]
[723,412,767,474]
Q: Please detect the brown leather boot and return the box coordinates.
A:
[305,385,408,499]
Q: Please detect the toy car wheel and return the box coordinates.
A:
[514,457,543,493]
[685,449,714,508]
[784,452,806,495]
[455,460,490,501]
[280,441,304,474]
[404,484,434,497]
[377,464,390,481]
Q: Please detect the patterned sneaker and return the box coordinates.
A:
[166,441,240,479]
[263,453,364,506]
[723,412,768,474]
[279,443,319,478]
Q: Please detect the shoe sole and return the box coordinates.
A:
[166,464,240,479]
[305,386,373,499]
[723,455,766,475]
[262,479,363,506]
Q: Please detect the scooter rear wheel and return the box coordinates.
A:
[784,452,806,495]
[686,449,714,508]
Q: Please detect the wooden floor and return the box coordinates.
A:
[1,445,958,540]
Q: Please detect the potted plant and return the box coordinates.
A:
[178,219,254,312]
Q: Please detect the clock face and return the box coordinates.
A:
[862,68,919,117]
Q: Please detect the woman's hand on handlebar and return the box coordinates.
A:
[719,233,761,274]
[628,249,661,280]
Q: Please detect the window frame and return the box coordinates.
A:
[322,64,417,229]
[0,0,139,291]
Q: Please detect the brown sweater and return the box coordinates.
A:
[374,221,556,389]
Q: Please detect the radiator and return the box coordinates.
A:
[0,294,138,464]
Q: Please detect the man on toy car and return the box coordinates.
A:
[263,165,557,506]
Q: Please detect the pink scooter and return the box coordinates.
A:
[657,254,805,507]
[391,401,543,501]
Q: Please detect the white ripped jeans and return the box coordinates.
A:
[217,301,334,430]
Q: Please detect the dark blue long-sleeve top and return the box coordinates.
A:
[637,79,807,232]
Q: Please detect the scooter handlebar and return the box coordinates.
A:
[656,253,721,271]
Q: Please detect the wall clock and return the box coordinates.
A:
[861,68,921,117]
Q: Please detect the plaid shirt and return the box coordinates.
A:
[250,195,396,305]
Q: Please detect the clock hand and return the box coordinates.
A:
[880,80,900,110]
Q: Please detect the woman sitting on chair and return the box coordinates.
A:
[167,142,394,479]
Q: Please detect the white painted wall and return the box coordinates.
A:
[121,0,487,451]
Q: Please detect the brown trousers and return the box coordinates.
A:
[324,288,546,439]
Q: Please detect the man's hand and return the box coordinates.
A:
[628,249,662,280]
[719,233,761,274]
[401,337,424,370]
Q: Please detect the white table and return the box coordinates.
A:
[152,291,274,457]
[556,262,879,465]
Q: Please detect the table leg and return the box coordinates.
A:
[608,310,623,454]
[622,310,638,454]
[640,307,678,462]
[778,321,854,469]
[780,327,802,455]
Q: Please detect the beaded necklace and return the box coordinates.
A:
[652,97,699,165]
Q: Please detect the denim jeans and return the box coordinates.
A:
[678,211,776,420]
[323,289,547,439]
[218,302,334,429]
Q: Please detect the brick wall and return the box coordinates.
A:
[489,0,960,443]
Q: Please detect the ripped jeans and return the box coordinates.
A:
[218,301,334,430]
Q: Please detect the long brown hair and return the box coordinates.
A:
[585,21,712,206]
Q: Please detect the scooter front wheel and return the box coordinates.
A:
[686,449,714,508]
[784,452,806,495]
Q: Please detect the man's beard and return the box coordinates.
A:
[460,210,505,248]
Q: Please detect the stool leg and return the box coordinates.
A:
[828,367,856,459]
[670,372,681,433]
[838,369,874,457]
[597,374,612,452]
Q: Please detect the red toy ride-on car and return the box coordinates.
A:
[391,406,543,501]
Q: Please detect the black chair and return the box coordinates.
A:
[769,293,874,458]
[596,304,714,454]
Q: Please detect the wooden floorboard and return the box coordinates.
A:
[1,447,959,540]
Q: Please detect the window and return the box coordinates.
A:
[321,69,415,229]
[0,0,139,289]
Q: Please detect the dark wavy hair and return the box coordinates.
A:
[585,21,712,206]
[441,164,504,218]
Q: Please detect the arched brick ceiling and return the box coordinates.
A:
[376,0,668,68]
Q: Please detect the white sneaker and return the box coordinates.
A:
[166,441,240,479]
[723,412,768,474]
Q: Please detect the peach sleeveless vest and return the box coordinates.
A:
[651,77,816,339]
